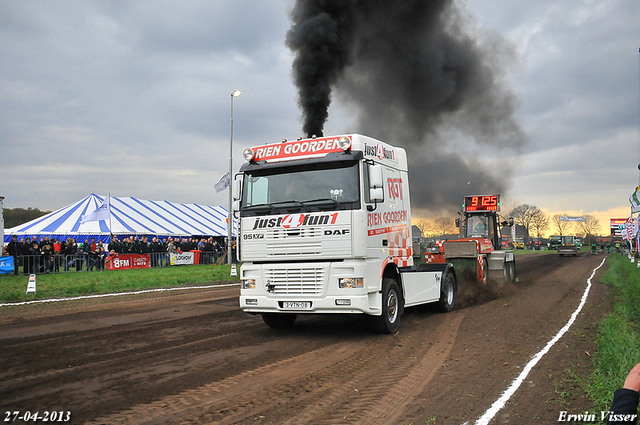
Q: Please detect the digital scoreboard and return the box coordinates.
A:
[463,195,500,212]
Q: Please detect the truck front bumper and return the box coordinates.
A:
[240,293,381,315]
[239,260,383,316]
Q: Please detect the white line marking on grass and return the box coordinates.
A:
[471,257,607,425]
[0,283,240,307]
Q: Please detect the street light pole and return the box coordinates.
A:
[228,90,241,265]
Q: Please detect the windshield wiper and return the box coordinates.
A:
[301,198,346,209]
[266,200,311,211]
[242,203,279,213]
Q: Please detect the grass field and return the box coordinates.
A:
[585,253,640,411]
[0,264,240,303]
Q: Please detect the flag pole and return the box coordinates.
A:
[108,193,112,236]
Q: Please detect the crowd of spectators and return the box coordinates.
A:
[3,234,228,275]
[107,235,223,256]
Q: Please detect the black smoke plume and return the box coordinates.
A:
[286,1,358,137]
[287,0,526,213]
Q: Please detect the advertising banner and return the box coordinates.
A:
[105,254,150,271]
[559,216,586,222]
[170,252,195,265]
[0,256,14,274]
[251,136,349,162]
[611,218,627,236]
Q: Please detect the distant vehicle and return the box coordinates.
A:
[548,235,562,250]
[558,235,578,256]
[529,238,542,249]
[515,238,525,249]
[574,238,582,248]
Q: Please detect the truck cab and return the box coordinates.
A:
[235,134,456,333]
[461,212,500,248]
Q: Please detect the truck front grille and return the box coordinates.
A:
[265,267,325,295]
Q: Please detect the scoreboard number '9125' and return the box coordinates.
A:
[464,195,500,212]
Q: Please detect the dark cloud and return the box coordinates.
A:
[0,0,636,216]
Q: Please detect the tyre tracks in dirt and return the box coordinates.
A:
[82,313,464,425]
[0,253,612,424]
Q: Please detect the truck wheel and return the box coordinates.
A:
[480,258,488,285]
[369,278,402,334]
[504,261,515,284]
[435,271,456,312]
[262,313,297,328]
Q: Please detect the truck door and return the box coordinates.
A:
[384,168,411,267]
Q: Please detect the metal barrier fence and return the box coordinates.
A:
[8,250,226,275]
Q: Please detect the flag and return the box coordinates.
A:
[630,186,640,213]
[80,195,110,223]
[623,217,633,241]
[214,172,231,193]
[624,216,637,241]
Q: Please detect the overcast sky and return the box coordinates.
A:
[1,0,638,228]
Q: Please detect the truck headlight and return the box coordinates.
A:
[338,136,351,151]
[243,148,255,162]
[242,279,256,290]
[338,277,363,289]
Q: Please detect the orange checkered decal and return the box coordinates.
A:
[388,224,411,267]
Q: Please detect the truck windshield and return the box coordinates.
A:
[240,161,360,216]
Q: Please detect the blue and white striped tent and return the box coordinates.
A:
[4,194,236,243]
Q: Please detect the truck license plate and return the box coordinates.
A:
[282,301,311,309]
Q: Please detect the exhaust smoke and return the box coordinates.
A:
[287,0,526,213]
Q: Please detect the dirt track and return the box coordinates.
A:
[0,253,613,424]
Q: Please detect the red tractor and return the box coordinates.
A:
[425,195,516,285]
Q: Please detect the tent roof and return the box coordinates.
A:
[5,194,236,239]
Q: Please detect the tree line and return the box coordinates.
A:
[3,208,51,229]
[414,204,602,239]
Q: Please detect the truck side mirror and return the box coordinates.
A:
[367,164,384,211]
[455,218,460,228]
[370,187,384,202]
[369,164,383,189]
[232,177,242,201]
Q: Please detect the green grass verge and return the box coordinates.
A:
[0,265,240,303]
[584,254,640,412]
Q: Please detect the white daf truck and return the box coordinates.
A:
[234,134,456,333]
